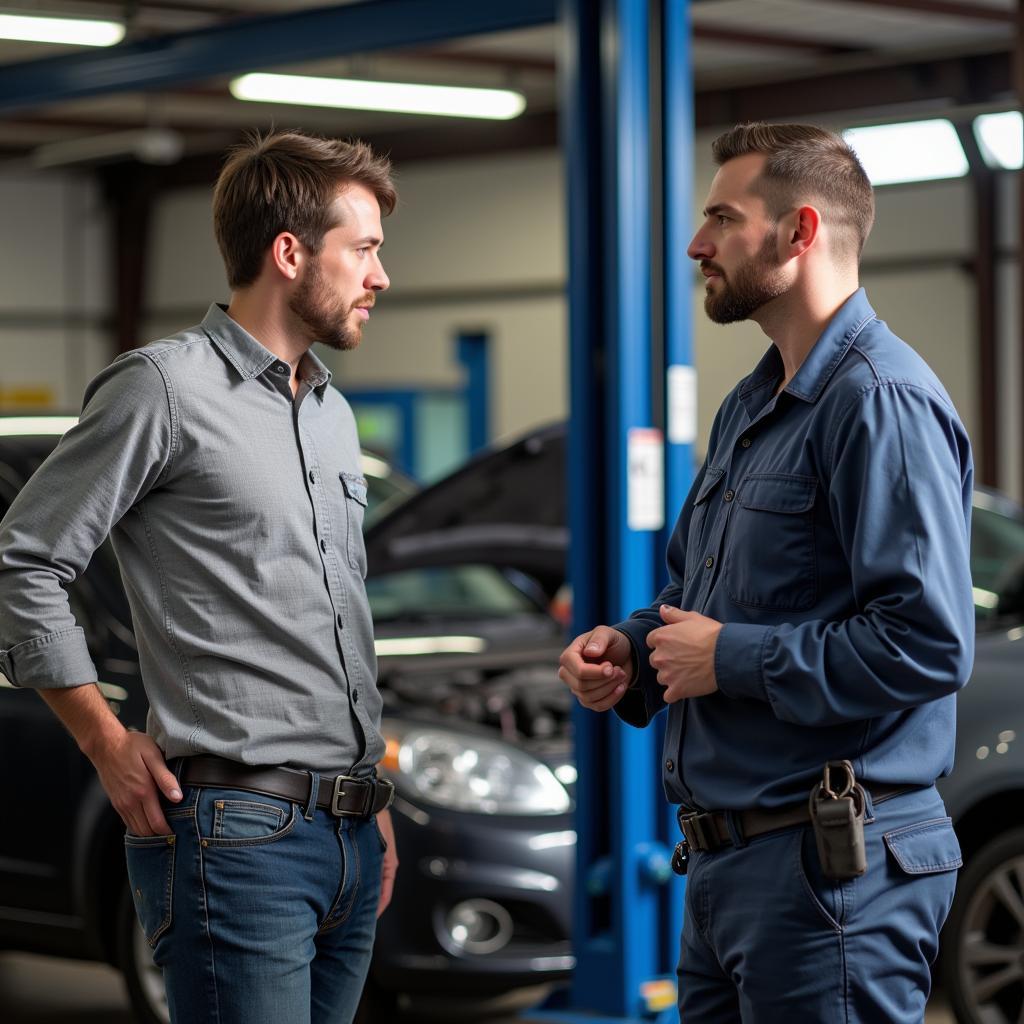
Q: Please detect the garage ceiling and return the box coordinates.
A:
[0,0,1016,166]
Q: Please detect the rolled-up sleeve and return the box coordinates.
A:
[0,353,173,688]
[716,381,975,725]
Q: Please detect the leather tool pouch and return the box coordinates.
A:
[808,760,867,880]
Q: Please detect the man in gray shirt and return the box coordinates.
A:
[0,131,398,1024]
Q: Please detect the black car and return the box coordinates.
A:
[0,417,575,1023]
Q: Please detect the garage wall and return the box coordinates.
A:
[0,171,111,412]
[2,136,1019,501]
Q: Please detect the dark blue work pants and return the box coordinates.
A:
[678,785,961,1023]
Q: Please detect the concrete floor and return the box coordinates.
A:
[0,951,957,1023]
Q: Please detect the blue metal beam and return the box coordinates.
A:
[0,0,556,113]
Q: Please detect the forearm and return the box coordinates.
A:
[38,682,127,761]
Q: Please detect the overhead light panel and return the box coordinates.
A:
[973,111,1023,170]
[843,119,969,187]
[230,73,526,121]
[0,13,124,47]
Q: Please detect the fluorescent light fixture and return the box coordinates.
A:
[843,119,968,186]
[974,111,1023,170]
[0,416,77,436]
[230,73,526,121]
[0,13,124,47]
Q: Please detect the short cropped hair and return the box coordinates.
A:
[712,122,875,264]
[213,130,397,289]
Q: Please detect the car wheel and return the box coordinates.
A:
[117,884,170,1024]
[943,827,1024,1024]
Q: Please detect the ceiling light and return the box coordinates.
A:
[0,13,124,47]
[973,111,1023,170]
[230,73,526,121]
[843,119,969,187]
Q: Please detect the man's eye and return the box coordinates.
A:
[717,215,729,226]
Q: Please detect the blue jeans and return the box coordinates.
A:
[124,781,385,1024]
[678,785,961,1023]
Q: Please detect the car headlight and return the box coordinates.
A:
[382,725,570,815]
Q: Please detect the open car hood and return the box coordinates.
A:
[364,423,566,591]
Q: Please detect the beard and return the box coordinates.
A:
[289,258,368,352]
[703,231,788,324]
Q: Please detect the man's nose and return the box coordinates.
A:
[368,257,390,292]
[687,229,712,262]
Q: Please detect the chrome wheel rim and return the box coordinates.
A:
[957,853,1024,1024]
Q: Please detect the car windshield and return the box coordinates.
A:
[971,500,1024,627]
[366,564,543,624]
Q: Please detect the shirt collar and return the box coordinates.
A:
[737,287,877,416]
[202,303,333,396]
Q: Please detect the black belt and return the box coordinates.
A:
[179,755,395,819]
[678,784,921,854]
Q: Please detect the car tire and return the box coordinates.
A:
[942,827,1024,1024]
[117,883,170,1024]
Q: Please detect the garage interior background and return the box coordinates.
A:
[0,0,1019,497]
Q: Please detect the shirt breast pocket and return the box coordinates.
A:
[726,473,818,611]
[340,472,369,576]
[685,466,725,580]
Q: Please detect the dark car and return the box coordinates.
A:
[0,416,575,1023]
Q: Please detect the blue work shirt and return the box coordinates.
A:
[614,289,975,811]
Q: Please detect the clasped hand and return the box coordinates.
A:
[646,604,722,702]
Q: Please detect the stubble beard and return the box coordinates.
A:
[704,232,789,325]
[289,257,363,352]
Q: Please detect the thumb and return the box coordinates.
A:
[583,632,607,657]
[142,747,183,802]
[659,604,689,623]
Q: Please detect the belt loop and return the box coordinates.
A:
[861,783,876,824]
[303,771,320,821]
[725,810,747,849]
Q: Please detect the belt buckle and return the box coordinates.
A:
[681,811,713,852]
[331,774,370,817]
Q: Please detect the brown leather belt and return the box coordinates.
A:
[678,784,920,854]
[179,755,394,819]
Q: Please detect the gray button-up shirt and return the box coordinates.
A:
[0,304,383,776]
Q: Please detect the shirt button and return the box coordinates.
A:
[724,489,735,502]
[665,759,675,772]
[705,556,714,569]
[309,470,316,485]
[273,362,289,375]
[336,614,344,629]
[740,437,752,448]
[320,539,327,553]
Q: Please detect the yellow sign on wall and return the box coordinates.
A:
[0,385,56,411]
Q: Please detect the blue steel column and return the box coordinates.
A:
[556,0,685,1019]
[662,0,695,968]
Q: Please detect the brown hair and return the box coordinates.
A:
[712,122,875,264]
[213,130,397,289]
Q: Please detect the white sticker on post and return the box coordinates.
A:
[627,428,664,532]
[667,365,697,445]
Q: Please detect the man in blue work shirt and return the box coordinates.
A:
[558,122,974,1022]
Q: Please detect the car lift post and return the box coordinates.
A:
[536,0,694,1021]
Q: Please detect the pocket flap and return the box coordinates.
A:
[694,466,726,505]
[739,474,816,514]
[341,472,368,506]
[883,816,962,875]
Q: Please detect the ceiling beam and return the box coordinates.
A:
[833,0,1015,24]
[695,49,1013,125]
[0,0,557,114]
[692,23,863,54]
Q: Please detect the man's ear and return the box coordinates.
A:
[269,231,303,281]
[786,204,821,258]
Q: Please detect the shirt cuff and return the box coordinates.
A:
[0,628,97,688]
[715,622,773,703]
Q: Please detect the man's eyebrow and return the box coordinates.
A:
[703,203,742,218]
[353,235,383,247]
